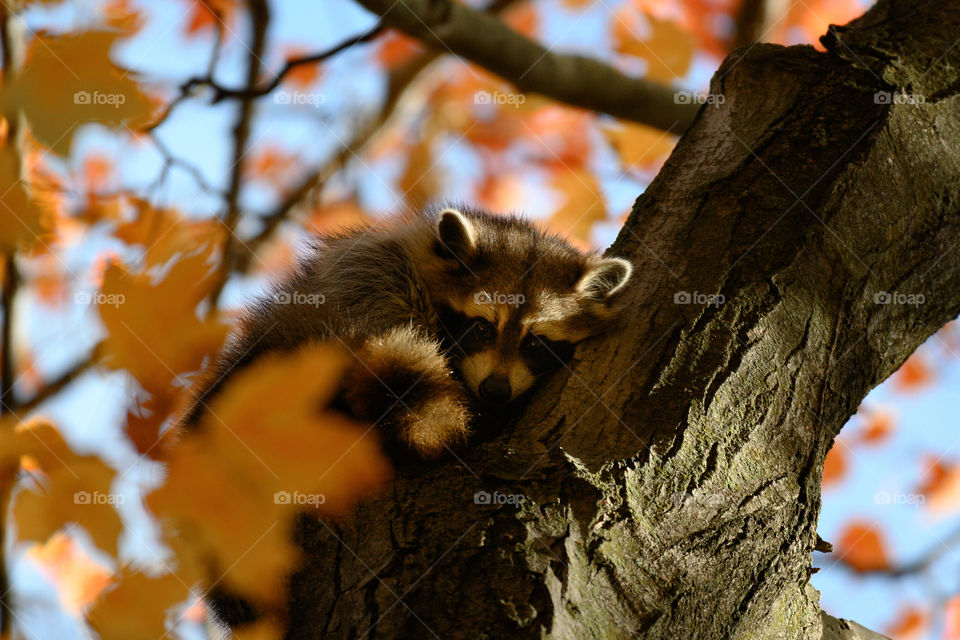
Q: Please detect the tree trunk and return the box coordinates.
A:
[285,1,960,637]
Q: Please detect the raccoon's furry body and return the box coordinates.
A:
[183,206,633,456]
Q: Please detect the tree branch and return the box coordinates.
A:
[194,21,386,102]
[207,0,270,310]
[352,0,699,133]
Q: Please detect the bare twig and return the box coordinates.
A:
[200,21,386,101]
[207,0,271,311]
[9,348,100,416]
[352,0,699,133]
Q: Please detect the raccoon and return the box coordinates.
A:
[182,206,633,457]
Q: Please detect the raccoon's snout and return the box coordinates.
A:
[478,374,512,405]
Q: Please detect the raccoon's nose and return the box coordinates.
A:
[479,375,512,404]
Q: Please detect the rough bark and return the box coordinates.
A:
[285,1,960,638]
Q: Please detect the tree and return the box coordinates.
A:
[272,1,960,638]
[1,0,957,638]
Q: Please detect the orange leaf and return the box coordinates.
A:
[893,354,933,391]
[884,605,927,640]
[87,569,190,640]
[835,521,890,572]
[857,408,895,445]
[376,30,424,69]
[821,443,846,489]
[0,139,54,252]
[28,532,113,614]
[11,420,123,556]
[148,343,391,606]
[613,9,694,81]
[97,245,228,395]
[602,120,676,171]
[548,168,605,250]
[2,30,157,155]
[281,47,323,90]
[915,456,960,516]
[945,596,960,640]
[502,3,538,37]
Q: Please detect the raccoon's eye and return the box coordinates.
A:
[472,318,495,340]
[521,333,548,354]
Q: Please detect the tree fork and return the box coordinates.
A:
[280,1,960,638]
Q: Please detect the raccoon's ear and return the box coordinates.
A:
[577,257,633,300]
[436,208,477,262]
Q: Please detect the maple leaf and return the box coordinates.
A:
[613,9,694,81]
[548,168,605,249]
[884,605,927,640]
[821,443,847,489]
[87,568,191,640]
[835,521,890,572]
[96,244,228,396]
[148,343,391,606]
[27,532,113,614]
[1,30,156,155]
[10,419,123,556]
[602,120,677,171]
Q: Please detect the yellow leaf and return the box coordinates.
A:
[0,140,53,252]
[602,120,676,170]
[149,343,391,605]
[97,245,228,395]
[27,532,113,613]
[614,11,693,82]
[87,569,190,640]
[12,420,123,556]
[2,30,156,155]
[548,168,606,249]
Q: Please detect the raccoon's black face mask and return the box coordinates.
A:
[429,208,633,406]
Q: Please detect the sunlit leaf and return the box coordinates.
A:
[87,569,191,640]
[27,532,113,614]
[2,31,156,155]
[835,521,890,572]
[148,343,391,605]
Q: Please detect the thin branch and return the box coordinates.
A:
[352,0,700,133]
[199,21,386,101]
[207,0,271,311]
[9,350,100,416]
[829,524,960,578]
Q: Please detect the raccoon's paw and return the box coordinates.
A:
[342,325,470,457]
